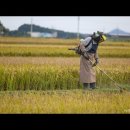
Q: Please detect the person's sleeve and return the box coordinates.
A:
[94,51,99,60]
[79,43,87,53]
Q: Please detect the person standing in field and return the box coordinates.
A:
[78,31,107,89]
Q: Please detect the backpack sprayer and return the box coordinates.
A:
[68,47,126,93]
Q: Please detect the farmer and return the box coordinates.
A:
[78,31,106,89]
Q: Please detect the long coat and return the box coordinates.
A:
[79,43,98,83]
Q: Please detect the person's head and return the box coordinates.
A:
[92,31,106,43]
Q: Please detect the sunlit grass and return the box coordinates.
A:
[0,37,130,57]
[0,90,130,113]
[0,37,79,45]
[0,37,130,46]
[0,58,130,91]
[0,37,130,113]
[1,45,130,57]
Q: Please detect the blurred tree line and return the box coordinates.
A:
[0,21,10,36]
[0,21,86,38]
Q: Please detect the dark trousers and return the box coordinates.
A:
[83,83,96,89]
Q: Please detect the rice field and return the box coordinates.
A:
[0,90,130,113]
[0,37,130,113]
[0,37,79,45]
[0,36,130,46]
[0,44,130,57]
[0,58,130,91]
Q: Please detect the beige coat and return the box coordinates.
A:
[79,43,98,83]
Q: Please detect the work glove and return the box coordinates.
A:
[92,58,99,67]
[75,46,81,55]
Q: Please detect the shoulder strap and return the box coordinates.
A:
[84,37,93,48]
